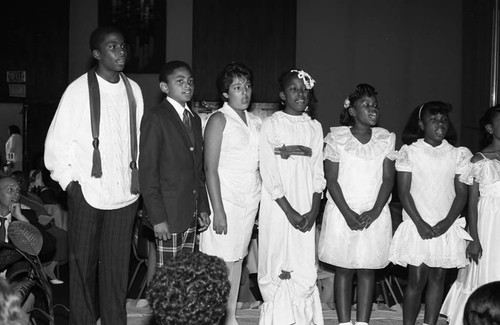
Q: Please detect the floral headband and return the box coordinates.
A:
[344,98,350,109]
[291,69,316,89]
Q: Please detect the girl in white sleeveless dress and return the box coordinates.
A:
[441,105,500,325]
[199,62,262,325]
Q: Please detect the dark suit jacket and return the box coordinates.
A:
[139,99,210,234]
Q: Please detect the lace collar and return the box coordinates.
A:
[412,139,454,157]
[329,126,393,159]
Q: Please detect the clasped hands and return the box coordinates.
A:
[286,209,315,232]
[415,218,453,240]
[344,208,381,231]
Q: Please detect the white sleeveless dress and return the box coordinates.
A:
[199,103,262,262]
[441,156,500,325]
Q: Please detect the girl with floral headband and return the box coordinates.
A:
[258,69,326,324]
[318,83,397,325]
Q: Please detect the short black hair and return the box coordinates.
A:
[401,101,457,145]
[89,26,123,52]
[8,125,20,135]
[216,62,253,102]
[146,251,230,325]
[159,60,192,84]
[464,281,500,325]
[340,84,378,126]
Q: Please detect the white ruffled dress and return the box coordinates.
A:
[441,156,500,325]
[388,139,472,268]
[258,111,326,325]
[318,126,397,269]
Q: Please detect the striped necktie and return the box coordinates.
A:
[183,109,195,145]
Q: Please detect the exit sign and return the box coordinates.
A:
[6,71,26,83]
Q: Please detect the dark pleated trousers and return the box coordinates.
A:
[67,182,138,325]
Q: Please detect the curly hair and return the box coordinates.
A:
[0,278,29,325]
[147,251,230,325]
[216,62,253,102]
[401,101,457,145]
[339,84,378,126]
[478,105,500,149]
[464,281,500,325]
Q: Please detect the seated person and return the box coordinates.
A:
[0,176,56,273]
[12,172,67,281]
[464,281,500,325]
[147,251,230,325]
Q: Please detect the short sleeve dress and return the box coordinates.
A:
[318,126,397,269]
[388,139,472,268]
[199,103,262,262]
[441,156,500,325]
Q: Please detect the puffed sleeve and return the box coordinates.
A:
[323,131,340,162]
[456,146,473,175]
[395,144,412,172]
[385,132,398,160]
[259,117,286,200]
[458,163,474,185]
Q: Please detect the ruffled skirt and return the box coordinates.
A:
[389,217,471,268]
[318,200,392,269]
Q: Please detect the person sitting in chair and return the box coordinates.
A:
[11,171,67,283]
[0,176,56,273]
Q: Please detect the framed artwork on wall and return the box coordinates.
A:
[98,0,166,73]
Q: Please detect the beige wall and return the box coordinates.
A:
[69,0,463,147]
